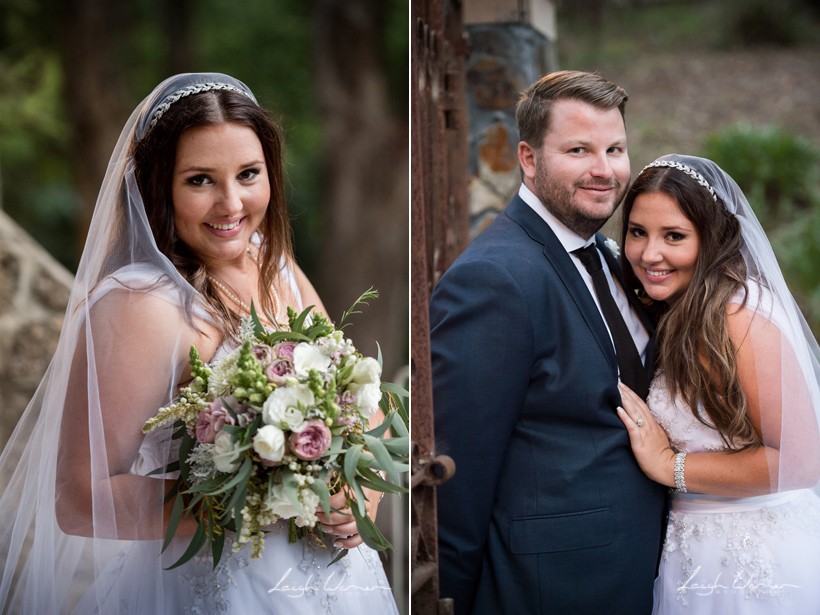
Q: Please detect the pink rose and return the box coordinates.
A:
[288,419,332,460]
[195,399,235,444]
[252,344,273,365]
[265,359,293,385]
[274,342,297,360]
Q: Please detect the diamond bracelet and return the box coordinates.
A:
[674,451,688,493]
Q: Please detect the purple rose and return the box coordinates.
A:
[195,399,235,444]
[274,341,297,360]
[288,419,332,460]
[265,359,294,385]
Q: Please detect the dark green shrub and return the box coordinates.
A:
[721,0,813,47]
[703,124,820,225]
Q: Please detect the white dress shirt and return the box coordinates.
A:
[518,184,650,363]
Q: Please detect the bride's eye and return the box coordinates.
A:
[186,174,211,186]
[627,226,645,238]
[238,168,261,181]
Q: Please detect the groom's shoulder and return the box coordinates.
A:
[456,201,542,260]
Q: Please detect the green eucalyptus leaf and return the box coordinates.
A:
[161,492,185,553]
[211,527,225,570]
[362,434,401,483]
[164,521,207,570]
[351,503,392,552]
[310,477,332,517]
[210,456,252,495]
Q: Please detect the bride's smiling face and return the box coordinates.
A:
[172,122,270,268]
[625,191,701,303]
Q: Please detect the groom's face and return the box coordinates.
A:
[524,99,630,239]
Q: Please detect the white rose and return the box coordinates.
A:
[293,343,331,377]
[268,483,318,527]
[350,356,381,385]
[262,384,313,430]
[252,424,286,463]
[212,430,241,473]
[348,382,382,418]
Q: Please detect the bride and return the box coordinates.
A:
[0,73,398,614]
[616,154,820,613]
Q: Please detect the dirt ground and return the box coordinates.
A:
[592,46,820,168]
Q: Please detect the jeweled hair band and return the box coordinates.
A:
[641,160,718,202]
[148,82,255,130]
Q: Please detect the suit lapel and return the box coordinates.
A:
[506,197,617,370]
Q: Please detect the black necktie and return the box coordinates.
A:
[573,244,649,398]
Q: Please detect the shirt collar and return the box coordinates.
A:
[518,184,594,252]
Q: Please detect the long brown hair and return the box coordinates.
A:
[132,89,292,335]
[620,166,760,449]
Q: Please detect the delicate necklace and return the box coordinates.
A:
[207,250,284,327]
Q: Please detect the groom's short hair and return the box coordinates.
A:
[516,70,628,150]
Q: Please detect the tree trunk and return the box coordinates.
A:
[313,0,408,379]
[60,0,130,262]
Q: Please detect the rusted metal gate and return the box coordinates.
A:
[411,0,469,613]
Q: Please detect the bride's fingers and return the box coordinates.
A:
[616,406,640,434]
[618,383,651,419]
[322,518,358,536]
[333,532,363,549]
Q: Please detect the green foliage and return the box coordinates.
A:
[0,52,76,266]
[702,124,820,334]
[703,124,820,224]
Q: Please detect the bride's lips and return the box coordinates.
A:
[204,217,245,237]
[642,268,673,283]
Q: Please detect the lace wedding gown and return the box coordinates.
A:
[72,264,399,614]
[649,345,820,612]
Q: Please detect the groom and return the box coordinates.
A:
[430,71,667,614]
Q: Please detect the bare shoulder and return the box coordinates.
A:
[726,300,782,352]
[89,287,206,354]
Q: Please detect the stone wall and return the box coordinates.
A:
[464,2,559,239]
[0,209,73,449]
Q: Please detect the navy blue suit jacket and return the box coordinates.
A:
[430,196,667,614]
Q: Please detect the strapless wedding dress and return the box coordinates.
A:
[648,376,820,614]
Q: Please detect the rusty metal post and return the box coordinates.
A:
[411,0,469,613]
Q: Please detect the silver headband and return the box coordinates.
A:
[641,160,718,202]
[147,82,255,131]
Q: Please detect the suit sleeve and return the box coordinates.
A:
[430,257,533,614]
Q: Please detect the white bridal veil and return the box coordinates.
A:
[0,73,258,613]
[642,154,820,494]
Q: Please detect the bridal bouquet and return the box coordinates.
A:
[142,290,409,569]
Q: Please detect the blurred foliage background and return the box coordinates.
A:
[0,0,408,375]
[554,0,820,334]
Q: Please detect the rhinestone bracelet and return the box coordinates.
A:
[674,451,688,493]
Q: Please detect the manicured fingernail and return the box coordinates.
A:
[617,406,625,413]
[333,541,342,548]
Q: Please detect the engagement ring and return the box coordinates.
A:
[636,418,645,427]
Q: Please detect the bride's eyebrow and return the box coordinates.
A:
[177,160,265,174]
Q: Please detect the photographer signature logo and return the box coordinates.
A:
[679,565,800,597]
[268,567,392,598]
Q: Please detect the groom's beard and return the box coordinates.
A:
[534,157,626,239]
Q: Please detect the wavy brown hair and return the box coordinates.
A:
[132,89,292,336]
[620,167,760,449]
